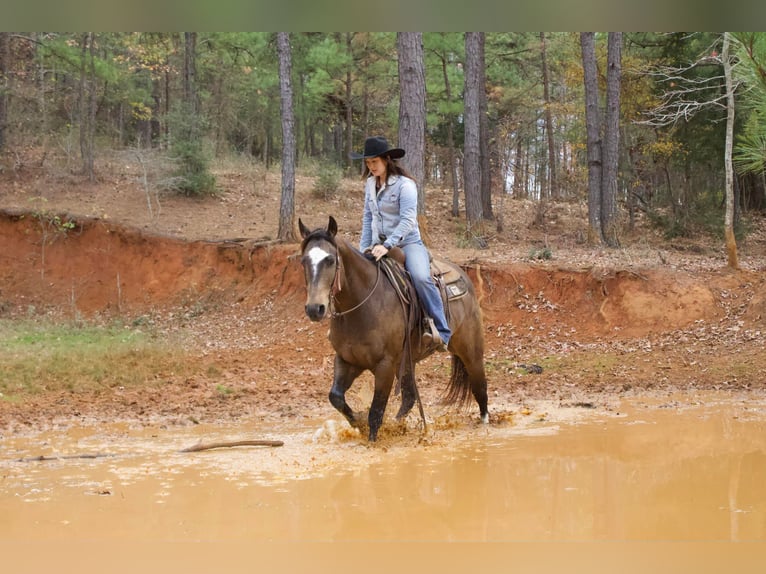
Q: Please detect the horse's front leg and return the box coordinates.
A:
[329,355,364,429]
[368,360,397,442]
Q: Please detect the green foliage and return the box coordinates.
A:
[166,102,217,196]
[527,247,553,260]
[733,33,766,176]
[646,190,730,240]
[7,30,766,234]
[28,198,76,236]
[312,162,342,200]
[215,384,234,396]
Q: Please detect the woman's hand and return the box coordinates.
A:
[371,244,389,261]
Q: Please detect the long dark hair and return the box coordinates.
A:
[361,155,414,182]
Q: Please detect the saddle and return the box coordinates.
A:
[429,257,469,303]
[383,247,468,305]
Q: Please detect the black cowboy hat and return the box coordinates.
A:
[349,135,405,160]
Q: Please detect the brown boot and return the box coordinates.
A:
[422,318,448,352]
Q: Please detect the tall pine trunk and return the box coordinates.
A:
[78,33,96,181]
[601,32,622,247]
[0,32,9,151]
[437,43,461,217]
[183,32,198,113]
[478,32,493,221]
[397,32,427,215]
[277,32,296,242]
[541,32,557,200]
[580,32,604,245]
[463,33,486,247]
[723,32,739,269]
[344,33,353,173]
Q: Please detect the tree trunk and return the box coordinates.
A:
[541,32,557,200]
[580,32,603,245]
[397,32,427,215]
[437,41,461,217]
[344,33,353,172]
[0,32,10,151]
[463,33,486,246]
[513,136,524,198]
[601,32,622,247]
[87,33,97,181]
[276,32,296,242]
[722,32,739,269]
[78,33,95,181]
[183,32,198,113]
[478,32,494,221]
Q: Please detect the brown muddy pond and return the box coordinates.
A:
[2,392,765,544]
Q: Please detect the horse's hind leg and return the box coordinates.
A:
[452,344,490,424]
[329,357,364,429]
[459,349,489,423]
[469,367,489,424]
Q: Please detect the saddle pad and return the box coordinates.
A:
[431,258,468,300]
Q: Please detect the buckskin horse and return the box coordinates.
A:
[298,216,489,442]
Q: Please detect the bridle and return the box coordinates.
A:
[303,234,381,319]
[328,249,381,318]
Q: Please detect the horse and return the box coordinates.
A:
[298,215,489,442]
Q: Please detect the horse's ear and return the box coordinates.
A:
[327,216,338,237]
[298,218,311,239]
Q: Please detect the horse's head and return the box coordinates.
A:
[299,216,339,322]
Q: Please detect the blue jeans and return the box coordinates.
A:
[402,241,451,345]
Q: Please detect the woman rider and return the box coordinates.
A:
[351,135,450,352]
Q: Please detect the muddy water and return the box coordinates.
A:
[1,392,765,544]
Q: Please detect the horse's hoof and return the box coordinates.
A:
[480,413,489,424]
[350,411,369,431]
[396,398,416,420]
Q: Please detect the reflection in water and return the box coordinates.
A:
[1,396,765,542]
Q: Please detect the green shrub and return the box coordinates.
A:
[528,247,553,260]
[312,163,342,200]
[166,103,217,197]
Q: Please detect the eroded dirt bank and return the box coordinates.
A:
[2,208,760,332]
[1,208,766,436]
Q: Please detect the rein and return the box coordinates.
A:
[330,252,382,318]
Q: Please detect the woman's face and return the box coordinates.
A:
[365,156,387,179]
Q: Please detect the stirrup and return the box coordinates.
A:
[422,318,448,352]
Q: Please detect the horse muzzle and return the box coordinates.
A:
[305,303,328,322]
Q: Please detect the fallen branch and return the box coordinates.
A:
[179,439,284,453]
[17,453,117,462]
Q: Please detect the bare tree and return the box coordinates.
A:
[638,36,729,127]
[397,32,427,214]
[277,32,296,242]
[639,33,740,268]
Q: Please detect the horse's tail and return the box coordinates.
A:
[443,355,473,408]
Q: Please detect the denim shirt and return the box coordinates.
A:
[360,174,421,252]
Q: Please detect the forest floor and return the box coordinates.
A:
[1,152,766,452]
